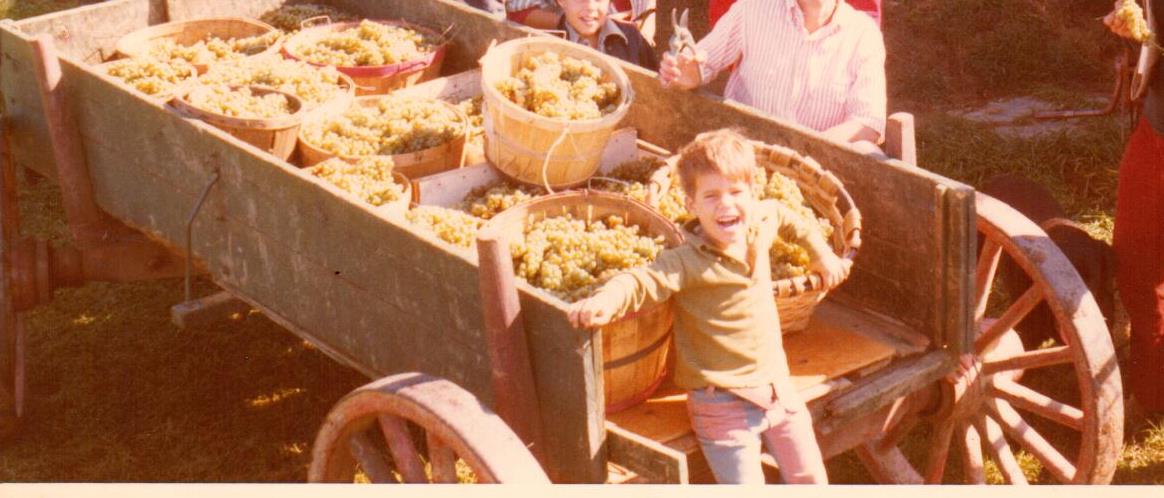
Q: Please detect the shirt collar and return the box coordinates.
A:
[563,16,627,49]
[681,219,758,268]
[783,0,850,37]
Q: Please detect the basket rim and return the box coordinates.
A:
[281,19,451,74]
[478,36,634,130]
[297,95,469,160]
[115,17,280,62]
[171,84,306,129]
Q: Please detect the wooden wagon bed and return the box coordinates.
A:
[11,0,1095,485]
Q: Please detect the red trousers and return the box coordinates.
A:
[1115,117,1164,412]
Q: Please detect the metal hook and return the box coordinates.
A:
[184,169,220,302]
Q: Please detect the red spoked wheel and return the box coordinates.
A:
[308,372,549,484]
[855,193,1123,484]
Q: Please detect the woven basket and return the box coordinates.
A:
[480,190,682,413]
[479,37,633,190]
[115,18,281,74]
[297,95,468,175]
[642,144,861,332]
[171,84,305,161]
[282,20,450,96]
[754,142,861,332]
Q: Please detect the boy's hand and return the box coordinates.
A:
[809,252,851,289]
[659,51,703,90]
[567,296,615,329]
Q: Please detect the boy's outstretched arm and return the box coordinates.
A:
[760,200,852,288]
[566,249,686,329]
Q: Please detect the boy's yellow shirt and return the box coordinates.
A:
[593,202,813,398]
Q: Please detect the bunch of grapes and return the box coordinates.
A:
[199,57,347,108]
[753,167,835,281]
[259,3,357,33]
[102,58,196,96]
[510,214,665,302]
[406,205,483,248]
[300,96,464,156]
[460,181,545,220]
[494,51,621,120]
[308,156,405,207]
[1116,0,1152,43]
[146,31,281,66]
[185,85,295,118]
[296,20,438,67]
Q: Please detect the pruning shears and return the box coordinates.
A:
[668,8,698,58]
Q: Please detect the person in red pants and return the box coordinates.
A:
[1106,0,1164,414]
[710,0,880,28]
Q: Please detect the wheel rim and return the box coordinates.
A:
[308,372,548,484]
[857,193,1123,484]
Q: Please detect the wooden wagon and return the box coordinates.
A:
[0,0,1123,484]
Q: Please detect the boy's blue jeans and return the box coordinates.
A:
[686,386,828,484]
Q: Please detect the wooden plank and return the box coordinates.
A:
[784,319,897,391]
[13,0,161,63]
[818,297,931,354]
[605,423,690,484]
[606,384,689,444]
[816,350,954,436]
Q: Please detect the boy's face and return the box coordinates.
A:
[557,0,611,37]
[685,172,755,250]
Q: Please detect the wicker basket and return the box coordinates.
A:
[171,84,305,161]
[480,190,682,413]
[282,20,450,96]
[297,95,468,175]
[642,144,861,332]
[479,37,633,190]
[115,18,281,74]
[755,143,861,331]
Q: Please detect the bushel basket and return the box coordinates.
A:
[171,84,305,161]
[479,37,633,190]
[115,17,282,74]
[480,190,682,413]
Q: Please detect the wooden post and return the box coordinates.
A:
[476,231,545,463]
[885,112,917,166]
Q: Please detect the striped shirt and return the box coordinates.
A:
[698,0,887,137]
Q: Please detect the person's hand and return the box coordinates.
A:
[944,353,980,386]
[567,295,615,329]
[658,50,703,90]
[809,252,851,289]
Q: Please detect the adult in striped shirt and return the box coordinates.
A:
[660,0,886,146]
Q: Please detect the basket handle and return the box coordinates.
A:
[300,15,332,30]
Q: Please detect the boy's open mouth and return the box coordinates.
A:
[716,215,742,230]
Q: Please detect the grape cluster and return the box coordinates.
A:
[102,58,196,96]
[460,181,545,220]
[494,51,621,120]
[510,214,665,302]
[309,156,405,207]
[1116,0,1152,43]
[300,96,464,157]
[752,167,835,280]
[145,31,281,66]
[185,85,295,118]
[595,157,691,224]
[295,20,437,67]
[258,3,357,33]
[406,205,483,248]
[199,57,347,108]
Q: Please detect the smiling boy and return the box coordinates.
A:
[567,129,848,483]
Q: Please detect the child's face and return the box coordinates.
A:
[557,0,610,37]
[685,172,755,249]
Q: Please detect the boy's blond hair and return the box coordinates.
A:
[675,128,756,197]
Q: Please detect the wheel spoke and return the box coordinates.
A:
[982,346,1072,376]
[973,415,1028,485]
[378,415,428,483]
[974,239,1003,321]
[991,379,1084,431]
[877,412,921,452]
[975,285,1043,352]
[854,442,923,484]
[959,423,985,484]
[349,430,396,483]
[924,418,957,483]
[427,431,459,483]
[988,399,1077,483]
